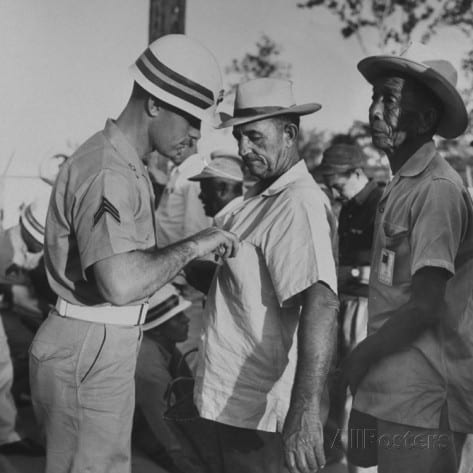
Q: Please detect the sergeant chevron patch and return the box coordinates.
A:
[93,197,121,226]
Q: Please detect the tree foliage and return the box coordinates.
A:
[298,0,473,56]
[225,34,292,94]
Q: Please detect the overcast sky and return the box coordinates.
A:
[0,0,470,222]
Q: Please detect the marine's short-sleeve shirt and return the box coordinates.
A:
[354,141,473,433]
[194,161,337,432]
[45,120,157,305]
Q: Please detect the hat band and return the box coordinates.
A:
[136,48,214,110]
[234,106,289,118]
[23,206,45,235]
[146,294,180,323]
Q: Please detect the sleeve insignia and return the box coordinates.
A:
[93,197,121,226]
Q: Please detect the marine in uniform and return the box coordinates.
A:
[29,34,238,473]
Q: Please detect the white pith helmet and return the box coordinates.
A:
[130,34,224,123]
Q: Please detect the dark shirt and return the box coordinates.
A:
[338,180,383,296]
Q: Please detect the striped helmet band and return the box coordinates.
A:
[135,47,215,111]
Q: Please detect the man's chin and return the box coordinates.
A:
[371,135,392,151]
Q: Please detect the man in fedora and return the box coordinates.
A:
[29,34,239,473]
[341,42,473,472]
[193,78,339,473]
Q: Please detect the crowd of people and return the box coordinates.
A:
[0,34,472,473]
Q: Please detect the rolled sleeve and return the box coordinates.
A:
[261,193,337,305]
[73,170,140,275]
[410,179,467,277]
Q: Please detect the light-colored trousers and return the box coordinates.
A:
[29,313,141,473]
[0,316,20,445]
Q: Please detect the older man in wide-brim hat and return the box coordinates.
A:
[340,42,473,473]
[191,77,339,473]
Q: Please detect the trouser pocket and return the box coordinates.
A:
[77,324,107,385]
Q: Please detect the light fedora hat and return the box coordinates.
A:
[189,150,243,182]
[142,284,191,332]
[358,41,468,139]
[219,78,321,128]
[130,34,223,122]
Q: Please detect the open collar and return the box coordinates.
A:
[353,179,379,206]
[245,160,311,199]
[397,140,437,178]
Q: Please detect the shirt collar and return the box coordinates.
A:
[214,195,244,221]
[353,179,378,205]
[397,140,437,178]
[246,160,311,199]
[103,119,144,172]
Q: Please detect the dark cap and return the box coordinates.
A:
[317,144,366,176]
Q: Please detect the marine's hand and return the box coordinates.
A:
[283,406,325,473]
[189,227,240,259]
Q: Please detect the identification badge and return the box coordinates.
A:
[378,248,395,286]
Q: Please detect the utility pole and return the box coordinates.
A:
[149,0,186,43]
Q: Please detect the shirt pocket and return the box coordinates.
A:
[382,221,411,284]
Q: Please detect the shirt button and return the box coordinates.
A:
[379,206,384,213]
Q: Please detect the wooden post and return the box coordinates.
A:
[149,0,186,43]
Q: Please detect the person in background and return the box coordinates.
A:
[343,41,473,473]
[317,143,382,469]
[0,200,48,457]
[156,139,212,249]
[185,151,244,295]
[133,284,203,473]
[155,133,214,374]
[189,149,243,223]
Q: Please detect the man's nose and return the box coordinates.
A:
[189,127,201,141]
[238,136,251,157]
[369,99,383,121]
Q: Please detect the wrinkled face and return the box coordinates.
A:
[159,312,190,343]
[150,106,201,161]
[198,179,224,217]
[369,76,427,153]
[232,118,289,180]
[324,171,359,202]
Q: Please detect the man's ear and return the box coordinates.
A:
[283,123,299,147]
[216,181,229,199]
[146,96,161,118]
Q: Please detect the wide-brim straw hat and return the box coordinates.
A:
[358,41,468,139]
[189,150,243,182]
[219,78,321,129]
[142,284,191,331]
[130,34,223,123]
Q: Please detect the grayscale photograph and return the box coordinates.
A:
[0,1,472,472]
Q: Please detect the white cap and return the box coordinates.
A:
[143,284,191,331]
